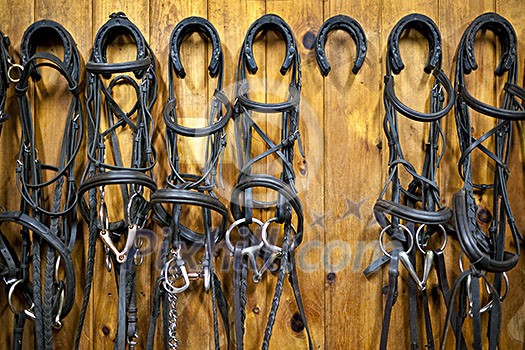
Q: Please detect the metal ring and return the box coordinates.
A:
[127,192,140,227]
[467,272,509,317]
[99,201,109,232]
[261,217,297,253]
[8,279,34,317]
[225,217,264,253]
[8,279,24,314]
[203,265,210,291]
[458,250,465,272]
[378,224,413,258]
[55,256,61,282]
[134,249,144,266]
[7,64,23,83]
[415,223,447,255]
[52,287,65,329]
[483,271,510,303]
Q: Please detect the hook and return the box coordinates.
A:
[387,13,442,74]
[243,14,296,75]
[315,14,367,76]
[170,16,223,78]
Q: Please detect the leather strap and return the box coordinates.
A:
[370,13,453,350]
[148,16,230,349]
[230,14,311,349]
[76,12,157,350]
[449,13,525,349]
[13,20,82,350]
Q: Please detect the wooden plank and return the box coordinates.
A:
[91,3,150,349]
[323,0,382,349]
[264,1,325,349]
[0,0,33,348]
[149,0,211,349]
[492,2,525,349]
[2,1,525,349]
[208,1,267,348]
[380,1,439,349]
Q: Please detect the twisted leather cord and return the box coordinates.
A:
[147,17,230,350]
[230,14,313,350]
[76,12,157,350]
[364,13,455,350]
[11,19,82,350]
[444,12,525,350]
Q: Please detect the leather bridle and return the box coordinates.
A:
[146,16,231,350]
[0,30,22,130]
[441,12,525,350]
[75,12,158,350]
[364,13,455,350]
[9,19,82,350]
[229,13,313,350]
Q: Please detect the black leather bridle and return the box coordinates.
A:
[228,13,312,350]
[75,12,158,350]
[146,16,231,350]
[8,19,82,350]
[0,30,22,131]
[363,13,455,350]
[441,13,525,350]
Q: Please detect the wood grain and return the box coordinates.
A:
[264,1,324,349]
[0,0,524,349]
[323,0,382,349]
[493,2,525,348]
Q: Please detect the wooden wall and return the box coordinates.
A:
[0,0,524,348]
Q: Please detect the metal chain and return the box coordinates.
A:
[166,290,179,350]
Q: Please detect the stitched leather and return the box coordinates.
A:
[367,13,454,350]
[147,16,230,350]
[76,12,157,350]
[12,20,82,350]
[230,14,312,350]
[446,12,525,350]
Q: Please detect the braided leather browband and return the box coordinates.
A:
[364,13,456,350]
[441,13,525,350]
[10,19,83,350]
[146,16,231,350]
[228,13,313,350]
[75,12,158,350]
